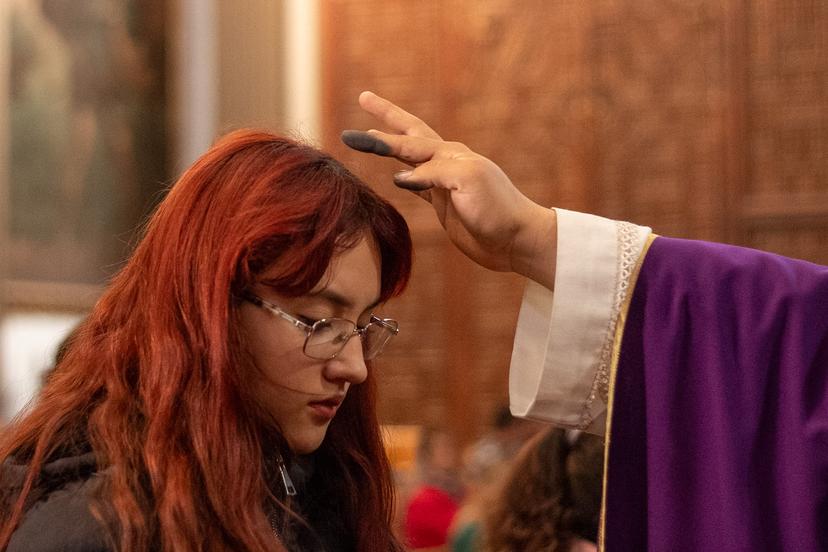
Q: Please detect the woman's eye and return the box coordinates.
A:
[297,315,318,325]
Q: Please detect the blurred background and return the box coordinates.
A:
[0,2,826,536]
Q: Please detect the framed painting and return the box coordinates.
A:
[3,0,168,308]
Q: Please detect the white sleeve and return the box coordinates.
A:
[509,208,651,433]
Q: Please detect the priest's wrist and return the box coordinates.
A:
[510,204,557,291]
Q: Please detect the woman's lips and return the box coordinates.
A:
[308,397,343,419]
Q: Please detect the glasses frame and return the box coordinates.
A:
[242,291,399,361]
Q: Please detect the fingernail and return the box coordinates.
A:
[394,170,413,181]
[393,176,432,192]
[340,130,391,156]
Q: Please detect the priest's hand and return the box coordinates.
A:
[341,91,557,290]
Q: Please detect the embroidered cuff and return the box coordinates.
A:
[509,208,651,431]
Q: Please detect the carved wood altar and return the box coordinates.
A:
[320,0,828,444]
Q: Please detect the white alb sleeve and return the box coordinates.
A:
[509,208,651,433]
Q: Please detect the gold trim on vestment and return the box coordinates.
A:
[598,233,657,551]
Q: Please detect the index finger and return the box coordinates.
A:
[358,91,442,140]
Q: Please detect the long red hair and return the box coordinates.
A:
[0,130,412,551]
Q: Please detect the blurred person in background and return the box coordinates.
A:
[483,428,603,552]
[345,92,828,551]
[448,406,541,552]
[471,405,543,466]
[404,427,463,550]
[0,130,412,551]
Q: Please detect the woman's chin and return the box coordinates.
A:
[285,430,328,455]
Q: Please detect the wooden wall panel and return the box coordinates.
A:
[320,0,828,444]
[583,1,731,241]
[740,0,828,263]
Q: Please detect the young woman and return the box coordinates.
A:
[0,130,412,551]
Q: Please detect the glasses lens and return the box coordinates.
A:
[362,319,398,360]
[305,319,355,360]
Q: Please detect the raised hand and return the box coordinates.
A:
[342,91,557,289]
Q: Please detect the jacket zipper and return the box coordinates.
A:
[276,451,297,496]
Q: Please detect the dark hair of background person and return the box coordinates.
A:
[483,427,604,552]
[0,130,413,551]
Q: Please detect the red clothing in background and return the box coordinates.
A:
[404,485,459,548]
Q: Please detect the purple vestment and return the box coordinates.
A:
[605,237,828,550]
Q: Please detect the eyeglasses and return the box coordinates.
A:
[242,291,399,361]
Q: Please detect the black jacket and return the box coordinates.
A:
[1,449,352,552]
[3,450,110,551]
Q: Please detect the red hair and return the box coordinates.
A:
[0,130,412,551]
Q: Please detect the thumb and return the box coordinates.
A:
[392,170,432,192]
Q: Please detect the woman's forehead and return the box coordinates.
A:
[310,237,381,308]
[257,235,382,309]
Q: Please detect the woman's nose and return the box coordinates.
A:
[325,334,368,384]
